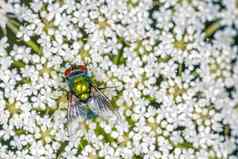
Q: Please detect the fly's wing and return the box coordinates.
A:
[67,92,96,121]
[90,86,121,119]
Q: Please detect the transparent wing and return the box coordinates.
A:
[67,92,96,121]
[90,86,121,119]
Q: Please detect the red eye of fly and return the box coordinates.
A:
[64,65,87,77]
[64,68,72,77]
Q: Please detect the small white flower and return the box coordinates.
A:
[0,1,13,29]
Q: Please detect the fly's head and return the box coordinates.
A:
[64,64,88,78]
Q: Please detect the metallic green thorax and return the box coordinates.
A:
[67,74,92,101]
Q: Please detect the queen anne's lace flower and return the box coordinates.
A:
[0,0,238,158]
[0,1,12,30]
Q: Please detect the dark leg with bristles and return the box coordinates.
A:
[98,86,119,90]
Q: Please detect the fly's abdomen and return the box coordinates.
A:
[71,76,91,101]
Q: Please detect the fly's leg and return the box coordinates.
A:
[98,86,120,90]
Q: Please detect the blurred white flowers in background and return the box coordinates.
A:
[0,0,13,30]
[0,0,238,159]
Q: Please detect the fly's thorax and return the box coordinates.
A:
[68,75,92,101]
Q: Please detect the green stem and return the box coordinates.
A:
[204,21,220,38]
[25,40,42,54]
[116,51,123,64]
[176,141,193,149]
[6,19,42,55]
[79,143,84,150]
[6,20,18,34]
[10,19,20,27]
[113,51,123,65]
[178,63,183,76]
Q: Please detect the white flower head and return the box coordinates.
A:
[0,0,237,158]
[0,1,13,30]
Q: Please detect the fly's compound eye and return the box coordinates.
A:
[64,68,72,77]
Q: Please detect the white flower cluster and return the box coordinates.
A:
[0,0,238,159]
